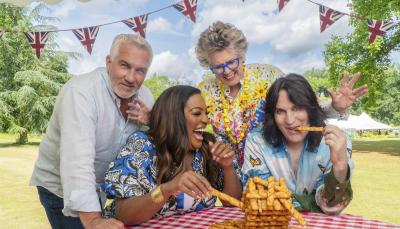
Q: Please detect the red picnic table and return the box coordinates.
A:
[128,207,399,229]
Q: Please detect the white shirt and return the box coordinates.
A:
[30,67,154,217]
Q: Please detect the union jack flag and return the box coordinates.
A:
[24,31,50,58]
[72,26,99,54]
[319,5,344,33]
[122,14,148,38]
[173,0,197,23]
[277,0,290,12]
[367,19,396,43]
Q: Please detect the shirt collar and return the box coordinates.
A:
[222,78,245,100]
[273,137,316,154]
[101,68,138,105]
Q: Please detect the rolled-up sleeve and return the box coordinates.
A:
[320,100,350,120]
[58,86,99,217]
[315,137,354,215]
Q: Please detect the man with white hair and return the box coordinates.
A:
[30,34,154,229]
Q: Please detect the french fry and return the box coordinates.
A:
[279,199,307,226]
[295,126,324,132]
[209,188,243,209]
[208,176,307,229]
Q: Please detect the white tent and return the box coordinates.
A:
[327,112,395,130]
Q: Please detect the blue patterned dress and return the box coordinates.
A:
[101,131,239,218]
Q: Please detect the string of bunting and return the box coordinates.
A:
[275,0,399,44]
[0,0,197,58]
[0,0,398,58]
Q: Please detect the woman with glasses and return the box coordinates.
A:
[196,21,368,166]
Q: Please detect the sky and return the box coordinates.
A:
[27,0,399,84]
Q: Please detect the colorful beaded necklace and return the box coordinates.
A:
[218,67,250,144]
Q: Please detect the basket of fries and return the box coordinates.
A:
[209,176,306,229]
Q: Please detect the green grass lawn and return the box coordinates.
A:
[343,138,400,225]
[0,135,399,228]
[0,135,49,229]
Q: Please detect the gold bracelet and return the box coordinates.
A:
[150,185,164,204]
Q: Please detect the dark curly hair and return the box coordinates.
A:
[263,73,326,151]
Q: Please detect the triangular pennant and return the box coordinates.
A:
[277,0,290,12]
[24,31,50,58]
[319,5,344,33]
[367,19,396,43]
[122,14,148,38]
[72,26,99,54]
[173,0,197,23]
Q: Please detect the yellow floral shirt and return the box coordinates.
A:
[198,64,284,165]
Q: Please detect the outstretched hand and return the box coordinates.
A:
[127,98,150,125]
[327,72,368,113]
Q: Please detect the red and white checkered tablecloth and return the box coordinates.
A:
[128,207,400,229]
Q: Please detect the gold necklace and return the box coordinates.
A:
[219,67,250,144]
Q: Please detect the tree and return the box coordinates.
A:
[303,68,330,97]
[323,0,400,109]
[144,74,177,99]
[370,65,400,126]
[0,3,71,144]
[0,4,38,91]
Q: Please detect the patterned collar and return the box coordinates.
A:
[219,72,246,100]
[191,149,204,174]
[273,137,317,154]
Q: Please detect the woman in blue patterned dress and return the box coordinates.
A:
[101,85,242,225]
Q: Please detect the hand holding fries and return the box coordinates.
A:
[163,171,211,199]
[323,125,349,183]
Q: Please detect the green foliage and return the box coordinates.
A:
[0,3,71,144]
[303,68,330,97]
[323,0,400,108]
[144,74,177,99]
[369,66,400,126]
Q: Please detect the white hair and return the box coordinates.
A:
[109,34,153,61]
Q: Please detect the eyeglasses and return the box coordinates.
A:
[209,57,240,76]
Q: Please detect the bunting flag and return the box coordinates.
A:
[24,31,50,58]
[3,1,398,59]
[319,5,344,33]
[72,26,99,54]
[122,14,148,38]
[173,0,197,23]
[367,19,396,43]
[277,0,290,12]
